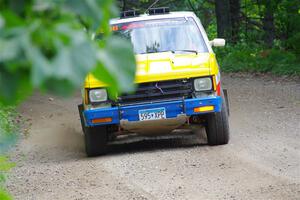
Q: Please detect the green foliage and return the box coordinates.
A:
[215,44,300,75]
[0,0,136,105]
[92,36,137,93]
[0,156,14,200]
[0,107,16,200]
[0,1,136,198]
[0,157,15,174]
[0,106,17,153]
[286,32,300,55]
[0,188,12,200]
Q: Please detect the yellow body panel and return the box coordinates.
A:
[84,52,219,89]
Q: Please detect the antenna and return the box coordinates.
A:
[145,0,160,13]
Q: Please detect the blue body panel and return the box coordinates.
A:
[83,96,222,127]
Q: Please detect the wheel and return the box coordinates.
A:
[78,104,108,156]
[84,125,108,157]
[78,104,85,132]
[205,94,230,145]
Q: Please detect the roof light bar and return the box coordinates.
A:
[120,10,140,18]
[148,7,170,15]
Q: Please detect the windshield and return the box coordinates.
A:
[112,17,208,54]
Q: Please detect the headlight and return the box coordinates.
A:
[194,78,212,91]
[89,89,108,103]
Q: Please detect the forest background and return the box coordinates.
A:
[119,0,300,75]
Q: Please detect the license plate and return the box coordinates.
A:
[138,107,166,121]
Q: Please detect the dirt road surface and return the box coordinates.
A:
[6,74,300,200]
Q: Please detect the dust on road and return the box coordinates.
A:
[6,74,300,200]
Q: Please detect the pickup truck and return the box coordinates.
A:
[78,8,230,156]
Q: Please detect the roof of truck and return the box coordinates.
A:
[110,11,197,25]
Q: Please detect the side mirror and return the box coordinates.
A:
[209,38,226,47]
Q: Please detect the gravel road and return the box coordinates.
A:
[6,74,300,200]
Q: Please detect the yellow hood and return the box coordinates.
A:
[85,52,216,88]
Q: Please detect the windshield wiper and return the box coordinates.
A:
[146,50,174,54]
[173,50,198,55]
[139,50,198,55]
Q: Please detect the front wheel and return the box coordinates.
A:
[205,96,230,145]
[84,126,108,157]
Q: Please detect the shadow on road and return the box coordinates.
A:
[106,137,207,156]
[23,124,207,162]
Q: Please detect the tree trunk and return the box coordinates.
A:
[215,0,232,40]
[122,0,127,11]
[229,0,241,43]
[263,0,276,47]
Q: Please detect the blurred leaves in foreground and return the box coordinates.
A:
[0,0,136,105]
[0,0,136,199]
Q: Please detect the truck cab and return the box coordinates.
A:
[78,8,230,156]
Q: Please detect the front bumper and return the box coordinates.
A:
[83,96,222,127]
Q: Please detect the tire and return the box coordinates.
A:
[84,125,108,157]
[205,94,230,145]
[78,104,108,156]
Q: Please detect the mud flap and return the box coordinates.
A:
[223,89,230,116]
[78,104,86,132]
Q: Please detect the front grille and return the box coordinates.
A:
[115,79,193,105]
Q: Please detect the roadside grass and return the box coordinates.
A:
[0,106,18,200]
[0,188,12,200]
[214,44,300,76]
[0,156,14,200]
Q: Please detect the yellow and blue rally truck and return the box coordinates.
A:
[78,8,230,156]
